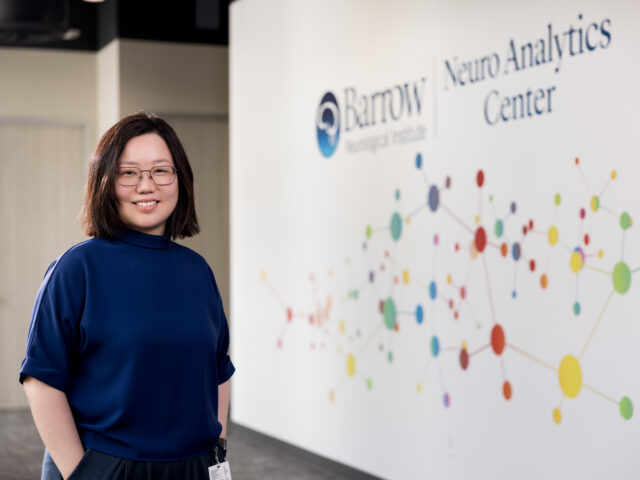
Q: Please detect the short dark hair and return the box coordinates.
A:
[82,112,200,240]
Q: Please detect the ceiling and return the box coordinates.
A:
[0,0,231,51]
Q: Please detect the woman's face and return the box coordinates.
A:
[115,133,179,236]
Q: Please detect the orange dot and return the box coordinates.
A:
[540,274,548,289]
[491,324,506,355]
[575,156,580,165]
[329,390,335,403]
[529,219,534,230]
[500,243,508,257]
[503,381,512,400]
[393,322,399,332]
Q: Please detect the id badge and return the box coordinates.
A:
[208,461,232,480]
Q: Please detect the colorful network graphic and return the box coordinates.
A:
[261,154,634,424]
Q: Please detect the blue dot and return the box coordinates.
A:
[431,336,440,357]
[495,220,504,238]
[415,305,424,324]
[362,242,367,250]
[512,243,521,261]
[395,189,401,201]
[428,185,440,212]
[512,290,517,298]
[429,281,437,300]
[369,271,375,283]
[573,302,581,315]
[510,202,517,214]
[443,392,451,407]
[415,152,423,169]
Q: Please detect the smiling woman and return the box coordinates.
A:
[19,112,234,480]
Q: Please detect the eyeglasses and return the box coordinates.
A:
[116,166,178,186]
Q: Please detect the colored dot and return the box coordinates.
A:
[574,156,579,165]
[584,234,590,246]
[445,176,452,188]
[510,202,517,214]
[260,270,267,281]
[460,348,469,370]
[598,250,604,259]
[548,226,559,246]
[579,208,586,220]
[611,170,617,180]
[448,299,454,310]
[383,298,397,330]
[369,271,375,282]
[395,189,401,200]
[529,260,536,272]
[366,225,372,239]
[428,185,440,212]
[429,281,437,299]
[512,290,517,298]
[569,248,584,273]
[558,355,582,398]
[446,274,452,285]
[387,351,393,363]
[612,261,631,294]
[573,302,581,315]
[590,195,600,212]
[540,274,548,289]
[433,234,439,245]
[403,269,410,284]
[287,308,293,322]
[554,193,561,206]
[366,378,373,390]
[416,383,422,393]
[329,390,335,403]
[473,227,487,253]
[495,220,504,238]
[620,397,633,420]
[277,338,282,348]
[390,213,402,241]
[405,217,411,225]
[476,170,485,187]
[503,381,512,400]
[443,393,451,407]
[489,194,494,203]
[339,321,345,333]
[460,286,466,299]
[431,336,440,357]
[553,408,562,424]
[500,243,508,257]
[620,212,631,230]
[512,243,521,261]
[491,324,505,355]
[346,354,356,377]
[470,242,479,259]
[415,305,424,324]
[415,152,423,169]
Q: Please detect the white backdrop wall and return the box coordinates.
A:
[230,0,640,479]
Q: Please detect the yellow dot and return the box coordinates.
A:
[630,217,634,227]
[329,390,335,403]
[405,217,411,225]
[569,251,583,273]
[475,215,480,224]
[327,296,333,310]
[558,355,582,398]
[553,408,562,424]
[339,321,345,334]
[346,354,356,377]
[260,270,267,281]
[402,269,410,285]
[446,274,452,285]
[416,383,422,393]
[328,268,334,277]
[611,170,617,180]
[598,250,604,259]
[461,341,467,350]
[337,347,342,354]
[547,226,559,246]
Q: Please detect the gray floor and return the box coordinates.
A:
[0,408,354,480]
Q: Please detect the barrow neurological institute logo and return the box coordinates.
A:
[316,92,340,158]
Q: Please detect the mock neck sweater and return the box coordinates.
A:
[20,229,235,461]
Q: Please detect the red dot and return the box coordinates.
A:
[584,234,590,245]
[460,286,466,299]
[454,311,459,320]
[309,315,314,324]
[476,170,485,187]
[310,273,315,282]
[445,176,452,188]
[529,259,536,272]
[491,324,506,355]
[579,208,586,219]
[394,322,399,332]
[500,243,508,257]
[287,308,293,322]
[379,300,384,313]
[474,227,487,252]
[455,243,460,252]
[380,264,385,272]
[394,276,399,284]
[448,299,454,309]
[575,157,580,165]
[503,381,512,400]
[277,339,282,348]
[522,226,528,235]
[384,250,390,258]
[529,219,534,230]
[460,349,469,370]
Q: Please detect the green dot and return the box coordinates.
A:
[620,397,633,420]
[366,225,372,239]
[494,219,504,238]
[383,298,397,330]
[554,193,561,206]
[395,189,401,200]
[387,351,393,363]
[613,262,631,294]
[390,212,402,241]
[620,212,631,230]
[489,194,494,203]
[366,378,373,390]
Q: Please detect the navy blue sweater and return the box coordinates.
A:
[20,229,235,461]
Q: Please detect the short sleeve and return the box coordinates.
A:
[208,266,235,384]
[19,253,86,393]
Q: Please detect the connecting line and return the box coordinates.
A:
[583,264,611,275]
[583,383,618,405]
[482,254,498,325]
[356,322,384,357]
[577,164,592,194]
[469,343,490,357]
[419,356,432,382]
[441,204,474,234]
[599,179,612,197]
[499,355,507,380]
[407,203,427,219]
[621,230,626,260]
[266,281,287,309]
[507,344,557,372]
[632,266,640,274]
[601,206,617,216]
[559,240,572,252]
[372,226,389,234]
[579,289,615,360]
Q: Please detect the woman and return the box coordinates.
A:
[20,112,235,479]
